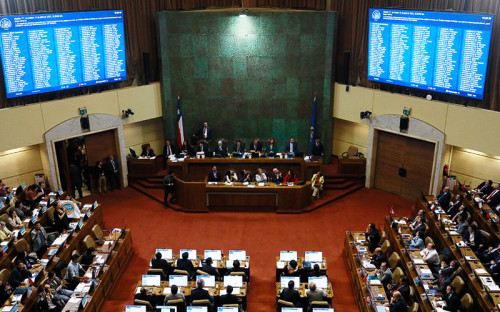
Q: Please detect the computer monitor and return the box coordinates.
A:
[156,307,177,312]
[129,148,137,158]
[179,249,197,260]
[280,251,298,262]
[142,275,161,287]
[305,251,322,262]
[156,249,173,260]
[280,276,300,289]
[81,294,87,308]
[217,308,239,312]
[204,250,222,261]
[169,275,188,287]
[228,250,246,261]
[282,308,303,312]
[312,309,334,312]
[196,275,216,287]
[126,306,146,312]
[223,275,243,288]
[187,307,208,312]
[308,276,328,289]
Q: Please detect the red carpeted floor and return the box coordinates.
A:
[90,186,412,312]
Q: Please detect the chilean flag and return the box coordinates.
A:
[176,96,184,148]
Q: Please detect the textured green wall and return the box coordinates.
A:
[158,11,336,162]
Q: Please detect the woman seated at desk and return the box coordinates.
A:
[255,169,267,182]
[8,210,23,229]
[225,169,238,183]
[240,170,252,183]
[266,138,278,155]
[284,170,299,184]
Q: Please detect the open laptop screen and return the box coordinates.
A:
[228,250,246,261]
[280,251,297,262]
[308,276,328,289]
[169,275,188,287]
[126,306,146,312]
[223,275,243,288]
[156,307,177,312]
[142,275,161,287]
[305,251,322,262]
[196,275,216,287]
[156,249,173,260]
[280,276,300,289]
[179,249,197,260]
[204,250,222,261]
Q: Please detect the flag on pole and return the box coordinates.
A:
[389,205,395,215]
[176,96,184,148]
[309,96,317,155]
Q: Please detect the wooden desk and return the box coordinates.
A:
[128,157,164,177]
[168,158,322,182]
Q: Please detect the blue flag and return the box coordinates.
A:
[309,96,317,155]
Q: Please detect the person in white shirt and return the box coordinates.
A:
[225,169,238,183]
[255,169,267,182]
[420,243,440,273]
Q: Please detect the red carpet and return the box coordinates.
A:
[89,186,412,312]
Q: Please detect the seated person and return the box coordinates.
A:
[141,144,155,157]
[249,139,263,153]
[0,221,13,241]
[283,170,299,184]
[456,216,469,235]
[462,225,485,252]
[271,168,284,183]
[36,181,51,196]
[439,260,459,278]
[152,251,171,277]
[164,284,185,305]
[10,260,32,288]
[8,210,23,229]
[429,271,451,294]
[0,179,10,197]
[180,140,194,155]
[370,248,388,269]
[134,287,157,308]
[64,254,86,289]
[15,201,32,218]
[311,171,324,199]
[177,252,195,279]
[196,142,209,154]
[409,215,425,236]
[440,285,461,311]
[386,276,410,302]
[306,282,328,306]
[284,138,298,154]
[213,140,228,157]
[201,257,220,278]
[405,209,425,224]
[220,285,239,305]
[225,169,238,183]
[446,194,463,216]
[387,291,407,312]
[255,168,267,182]
[420,243,440,274]
[284,259,300,276]
[163,140,177,158]
[377,262,393,288]
[406,230,425,250]
[39,284,59,311]
[487,256,500,275]
[477,180,494,197]
[46,271,73,306]
[16,250,39,270]
[80,247,96,271]
[451,205,467,222]
[0,281,13,306]
[437,186,452,210]
[280,280,301,307]
[240,170,252,183]
[479,242,500,263]
[190,279,213,304]
[311,138,324,157]
[24,184,44,208]
[232,140,245,154]
[226,260,248,278]
[365,223,381,253]
[207,166,222,182]
[265,138,278,154]
[309,264,326,277]
[487,184,500,209]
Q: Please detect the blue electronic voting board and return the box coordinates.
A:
[368,9,494,99]
[0,10,126,98]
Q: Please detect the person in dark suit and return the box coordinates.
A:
[488,255,500,275]
[441,285,461,311]
[265,138,278,155]
[196,121,212,141]
[233,140,245,154]
[280,280,301,307]
[9,260,32,288]
[388,291,407,312]
[201,257,220,278]
[105,154,120,191]
[69,164,83,199]
[134,287,157,308]
[486,184,500,209]
[309,264,327,277]
[386,276,411,303]
[446,194,463,216]
[462,225,486,252]
[439,260,459,278]
[365,223,381,253]
[163,140,177,158]
[95,161,106,194]
[207,166,222,182]
[220,285,239,305]
[162,170,176,207]
[249,139,263,153]
[141,144,155,157]
[271,168,284,183]
[213,141,228,157]
[225,260,248,278]
[370,248,388,269]
[477,180,494,197]
[240,169,252,183]
[284,138,298,154]
[430,272,451,294]
[409,215,425,236]
[190,279,213,304]
[311,138,324,157]
[479,242,500,263]
[437,186,452,210]
[180,140,194,156]
[177,252,195,279]
[152,252,171,277]
[196,142,209,154]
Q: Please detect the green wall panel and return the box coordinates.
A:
[159,11,337,163]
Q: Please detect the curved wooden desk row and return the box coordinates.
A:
[168,158,322,182]
[174,181,313,213]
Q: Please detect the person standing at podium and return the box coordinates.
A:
[196,121,212,141]
[208,166,222,182]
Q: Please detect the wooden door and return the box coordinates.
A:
[84,130,117,193]
[374,131,435,201]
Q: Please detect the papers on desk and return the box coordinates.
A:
[68,296,82,304]
[247,184,255,188]
[208,182,218,185]
[39,201,48,206]
[95,255,106,265]
[11,294,22,303]
[356,239,365,244]
[138,156,156,159]
[220,288,240,295]
[258,183,265,186]
[465,256,476,261]
[49,192,57,196]
[243,182,249,186]
[276,261,285,269]
[368,279,382,286]
[448,230,459,235]
[456,241,466,247]
[83,204,92,209]
[48,249,58,256]
[480,276,500,291]
[362,260,376,269]
[375,306,388,312]
[23,218,31,223]
[474,268,488,275]
[413,259,425,265]
[401,234,411,239]
[1,306,16,312]
[395,220,406,225]
[52,234,70,246]
[418,268,433,279]
[357,247,367,252]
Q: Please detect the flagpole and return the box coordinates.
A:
[309,92,318,156]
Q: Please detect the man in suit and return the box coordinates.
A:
[365,223,381,253]
[370,248,388,269]
[105,154,120,191]
[207,166,222,182]
[430,272,451,294]
[271,168,284,183]
[386,276,411,303]
[134,287,158,308]
[213,141,227,157]
[196,142,209,154]
[10,260,32,288]
[95,161,106,194]
[486,184,500,210]
[306,282,328,307]
[201,257,220,278]
[284,138,298,154]
[163,140,177,158]
[141,144,155,157]
[451,205,467,223]
[388,291,407,312]
[177,252,195,279]
[477,180,494,197]
[409,215,425,236]
[463,225,486,252]
[311,138,324,157]
[31,221,49,259]
[163,284,185,306]
[249,139,263,153]
[456,216,469,236]
[440,260,459,278]
[152,252,171,277]
[280,280,301,307]
[162,170,176,207]
[220,285,239,306]
[190,278,213,305]
[233,140,245,154]
[196,121,212,141]
[377,262,393,288]
[441,285,461,311]
[446,194,463,216]
[479,242,500,263]
[309,264,326,277]
[225,260,248,278]
[488,255,500,275]
[437,186,452,210]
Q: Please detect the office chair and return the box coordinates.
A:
[147,269,165,280]
[0,269,10,284]
[461,293,473,310]
[133,299,153,311]
[83,235,96,249]
[392,267,403,284]
[166,298,186,312]
[192,299,213,311]
[388,252,400,269]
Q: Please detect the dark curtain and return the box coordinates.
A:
[0,0,498,111]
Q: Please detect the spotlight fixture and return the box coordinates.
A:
[360,111,372,120]
[122,108,134,119]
